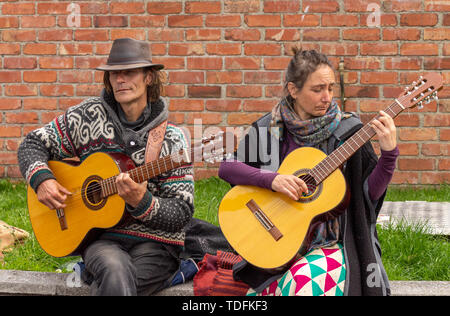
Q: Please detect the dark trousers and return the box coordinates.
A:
[82,238,180,296]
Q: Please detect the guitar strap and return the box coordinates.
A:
[145,120,168,163]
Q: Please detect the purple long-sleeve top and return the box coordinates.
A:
[219,131,398,201]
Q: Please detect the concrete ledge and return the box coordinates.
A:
[0,270,448,296]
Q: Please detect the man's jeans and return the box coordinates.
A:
[82,238,180,296]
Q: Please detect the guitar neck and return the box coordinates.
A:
[310,99,405,184]
[101,149,192,197]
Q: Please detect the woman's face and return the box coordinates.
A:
[288,65,336,121]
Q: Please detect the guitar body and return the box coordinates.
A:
[27,152,135,257]
[218,147,349,269]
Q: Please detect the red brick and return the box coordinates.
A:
[185,29,221,41]
[94,16,128,27]
[0,99,21,110]
[398,158,435,171]
[422,144,450,156]
[421,172,450,185]
[0,71,21,83]
[38,30,72,41]
[283,14,320,27]
[130,16,165,28]
[110,2,145,14]
[206,71,242,84]
[225,57,261,69]
[361,72,397,84]
[264,0,300,12]
[0,126,21,137]
[245,15,281,27]
[206,43,241,56]
[4,57,36,69]
[361,43,397,55]
[227,113,264,125]
[224,29,261,41]
[0,44,20,55]
[39,85,74,97]
[244,43,281,56]
[344,57,381,70]
[186,113,223,125]
[111,30,146,41]
[23,98,57,110]
[37,2,68,14]
[75,30,109,41]
[5,112,38,124]
[385,57,421,70]
[400,13,438,26]
[21,16,55,28]
[39,57,73,69]
[303,0,339,12]
[205,15,241,27]
[243,100,277,112]
[0,17,19,28]
[187,57,222,70]
[5,85,37,96]
[3,30,36,42]
[186,1,221,13]
[147,2,182,14]
[224,0,260,13]
[424,28,450,41]
[399,128,437,141]
[265,29,301,41]
[23,71,57,83]
[322,14,358,26]
[303,29,340,41]
[400,43,439,56]
[24,43,57,55]
[343,29,380,41]
[188,86,221,98]
[206,100,241,112]
[2,3,35,15]
[244,71,281,84]
[264,57,291,70]
[169,71,204,84]
[169,44,205,56]
[168,15,203,27]
[226,86,262,98]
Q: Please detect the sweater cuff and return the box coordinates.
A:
[126,190,153,218]
[30,169,56,193]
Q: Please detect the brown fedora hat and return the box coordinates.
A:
[96,38,164,71]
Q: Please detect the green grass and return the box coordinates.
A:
[0,177,448,281]
[385,184,450,202]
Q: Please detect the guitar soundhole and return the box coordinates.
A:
[82,175,107,210]
[295,169,322,203]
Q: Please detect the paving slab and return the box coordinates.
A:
[0,270,448,296]
[379,201,450,235]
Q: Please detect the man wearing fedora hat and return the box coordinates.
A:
[18,38,195,295]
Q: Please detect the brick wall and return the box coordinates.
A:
[0,0,449,185]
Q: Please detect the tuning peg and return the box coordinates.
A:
[424,96,431,104]
[417,101,423,109]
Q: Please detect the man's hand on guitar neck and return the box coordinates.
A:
[36,179,72,210]
[116,172,148,208]
[271,174,308,201]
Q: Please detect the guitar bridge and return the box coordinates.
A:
[246,199,283,241]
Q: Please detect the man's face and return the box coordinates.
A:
[109,68,151,107]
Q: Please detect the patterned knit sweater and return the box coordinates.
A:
[18,91,194,247]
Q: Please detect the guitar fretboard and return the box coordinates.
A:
[308,99,405,184]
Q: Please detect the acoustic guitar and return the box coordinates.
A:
[218,73,443,269]
[28,132,235,258]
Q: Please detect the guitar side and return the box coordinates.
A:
[218,147,348,269]
[27,152,129,258]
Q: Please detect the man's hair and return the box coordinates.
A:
[284,46,333,94]
[103,67,164,102]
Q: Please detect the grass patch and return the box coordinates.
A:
[0,177,448,280]
[378,220,450,281]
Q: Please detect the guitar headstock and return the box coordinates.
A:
[193,131,238,164]
[398,73,443,110]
